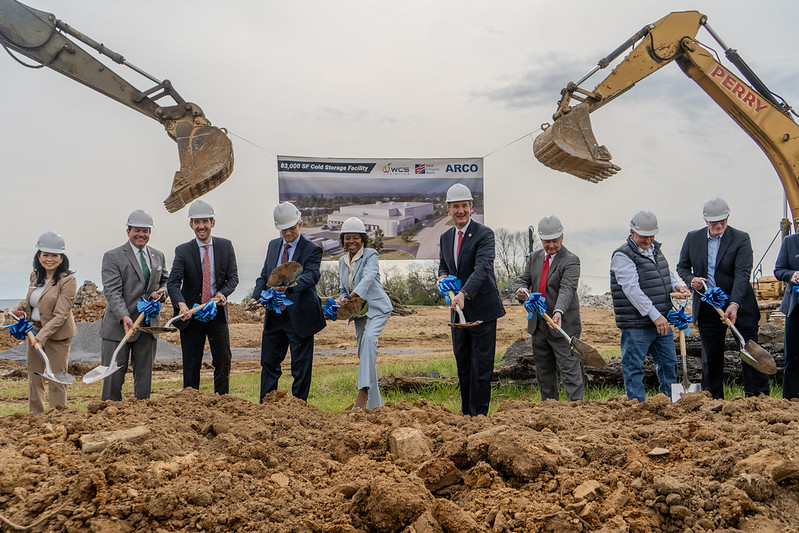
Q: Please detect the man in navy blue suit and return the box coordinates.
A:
[677,197,768,398]
[251,202,326,402]
[438,183,505,416]
[167,199,239,395]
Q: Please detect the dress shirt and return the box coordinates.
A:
[281,238,298,264]
[706,228,724,289]
[196,238,217,295]
[611,245,680,322]
[452,219,471,266]
[129,242,151,274]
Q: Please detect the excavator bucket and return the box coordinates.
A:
[533,103,621,183]
[164,117,234,213]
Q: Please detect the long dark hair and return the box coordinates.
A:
[32,252,73,287]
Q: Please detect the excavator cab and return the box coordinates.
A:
[533,103,620,183]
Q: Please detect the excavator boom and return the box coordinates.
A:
[534,11,799,226]
[0,0,234,212]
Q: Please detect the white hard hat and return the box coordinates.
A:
[274,202,302,230]
[36,231,65,254]
[126,209,154,228]
[445,183,473,203]
[630,210,659,236]
[703,197,730,222]
[188,199,215,219]
[340,217,366,234]
[538,215,564,240]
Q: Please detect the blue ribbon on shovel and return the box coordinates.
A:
[323,298,340,320]
[193,300,219,323]
[136,297,162,325]
[667,306,693,337]
[700,286,728,309]
[523,292,548,321]
[3,317,34,340]
[437,275,462,304]
[259,289,293,314]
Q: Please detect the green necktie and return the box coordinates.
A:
[139,249,151,287]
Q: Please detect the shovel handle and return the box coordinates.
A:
[124,312,147,340]
[670,292,688,299]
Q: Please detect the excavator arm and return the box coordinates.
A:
[0,0,234,212]
[534,10,799,227]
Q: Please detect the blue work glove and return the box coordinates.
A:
[259,289,293,314]
[323,298,340,320]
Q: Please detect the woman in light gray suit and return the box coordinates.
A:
[338,217,392,409]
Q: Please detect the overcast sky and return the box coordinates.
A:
[2,0,798,301]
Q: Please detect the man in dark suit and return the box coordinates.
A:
[250,202,326,402]
[774,233,799,399]
[514,215,583,401]
[677,197,769,398]
[100,209,169,401]
[438,183,505,416]
[167,199,239,395]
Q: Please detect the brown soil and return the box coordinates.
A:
[1,390,799,532]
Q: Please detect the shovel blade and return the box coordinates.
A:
[670,382,701,402]
[82,363,123,384]
[740,341,777,375]
[138,326,177,334]
[570,337,606,368]
[34,370,76,385]
[533,103,621,183]
[449,320,483,329]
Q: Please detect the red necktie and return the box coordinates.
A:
[201,244,212,303]
[538,255,550,297]
[455,230,463,266]
[281,242,290,265]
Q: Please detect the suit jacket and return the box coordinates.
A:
[252,234,325,338]
[19,273,78,344]
[338,247,392,317]
[101,243,169,342]
[774,233,799,316]
[167,236,239,330]
[513,246,581,336]
[676,225,758,325]
[438,220,505,323]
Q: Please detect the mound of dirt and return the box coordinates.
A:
[1,389,798,532]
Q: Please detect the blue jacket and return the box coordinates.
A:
[775,233,799,316]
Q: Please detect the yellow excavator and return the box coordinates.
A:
[534,11,798,307]
[0,0,234,212]
[534,11,798,224]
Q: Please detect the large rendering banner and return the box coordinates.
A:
[277,156,484,260]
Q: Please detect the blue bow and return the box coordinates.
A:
[193,300,218,323]
[136,297,162,325]
[438,275,462,304]
[323,298,340,320]
[792,285,799,294]
[701,287,728,309]
[259,289,293,314]
[3,318,34,341]
[667,306,693,336]
[524,292,547,320]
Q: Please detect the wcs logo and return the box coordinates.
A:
[382,163,410,174]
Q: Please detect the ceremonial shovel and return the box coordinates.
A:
[520,289,605,368]
[139,302,209,334]
[700,281,776,376]
[83,311,146,384]
[6,312,76,385]
[446,290,482,328]
[668,293,700,402]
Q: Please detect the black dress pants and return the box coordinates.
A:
[179,313,232,394]
[451,318,497,416]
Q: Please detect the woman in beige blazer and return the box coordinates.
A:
[12,232,78,414]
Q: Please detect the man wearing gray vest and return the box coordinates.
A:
[514,215,584,401]
[610,210,689,402]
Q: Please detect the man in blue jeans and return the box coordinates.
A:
[610,210,690,401]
